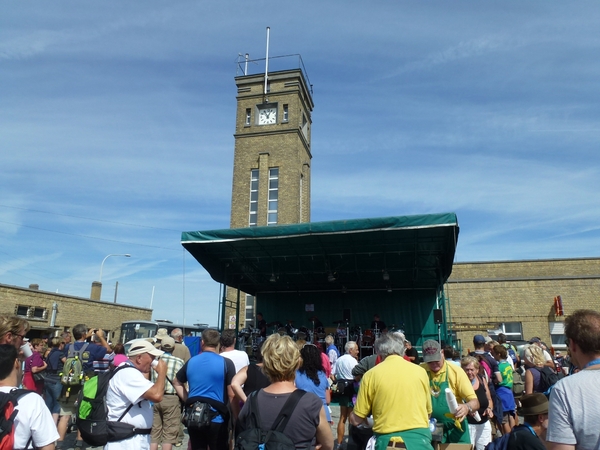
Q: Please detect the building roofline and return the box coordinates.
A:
[454,256,600,265]
[0,282,152,312]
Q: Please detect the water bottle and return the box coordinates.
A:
[429,418,437,433]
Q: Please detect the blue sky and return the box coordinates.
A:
[2,2,600,326]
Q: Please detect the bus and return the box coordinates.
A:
[119,319,207,344]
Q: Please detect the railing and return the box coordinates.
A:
[235,53,313,96]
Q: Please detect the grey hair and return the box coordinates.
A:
[376,331,406,359]
[345,340,357,353]
[171,328,183,339]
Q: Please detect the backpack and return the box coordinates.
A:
[536,366,562,395]
[485,432,510,450]
[0,389,32,450]
[61,342,90,386]
[76,364,150,447]
[485,425,537,450]
[235,389,306,450]
[512,370,525,398]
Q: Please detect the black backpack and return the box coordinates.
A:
[76,364,151,446]
[235,389,306,450]
[535,366,562,395]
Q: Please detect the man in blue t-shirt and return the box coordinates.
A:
[59,323,112,450]
[174,329,236,450]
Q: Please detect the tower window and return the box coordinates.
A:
[283,104,289,122]
[267,168,279,226]
[249,169,259,226]
[245,108,251,126]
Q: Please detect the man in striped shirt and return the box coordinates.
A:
[150,336,185,450]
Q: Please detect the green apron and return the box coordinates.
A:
[374,429,432,450]
[429,367,470,444]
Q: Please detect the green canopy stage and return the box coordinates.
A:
[181,213,459,345]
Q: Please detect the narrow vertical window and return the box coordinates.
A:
[245,108,251,125]
[299,174,303,221]
[283,104,289,122]
[249,169,259,226]
[267,168,279,226]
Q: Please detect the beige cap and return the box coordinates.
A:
[127,339,164,357]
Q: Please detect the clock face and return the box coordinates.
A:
[258,107,277,125]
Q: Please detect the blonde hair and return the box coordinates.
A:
[261,334,301,382]
[525,344,546,367]
[0,315,30,343]
[461,355,480,370]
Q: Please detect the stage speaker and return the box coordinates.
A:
[433,309,443,324]
[343,309,351,322]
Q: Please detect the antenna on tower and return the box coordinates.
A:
[264,27,270,96]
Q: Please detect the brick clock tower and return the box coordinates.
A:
[224,66,314,329]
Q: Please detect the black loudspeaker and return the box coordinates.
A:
[343,309,351,322]
[433,309,443,324]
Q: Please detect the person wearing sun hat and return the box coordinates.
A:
[505,393,548,449]
[104,339,168,449]
[421,339,479,444]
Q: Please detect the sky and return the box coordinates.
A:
[2,2,600,327]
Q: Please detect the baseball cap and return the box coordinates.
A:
[529,337,541,344]
[160,336,176,351]
[473,335,486,345]
[422,339,442,362]
[127,339,164,357]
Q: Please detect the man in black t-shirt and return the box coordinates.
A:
[370,314,386,333]
[404,340,419,364]
[256,312,267,338]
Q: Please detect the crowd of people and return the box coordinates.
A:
[1,308,599,450]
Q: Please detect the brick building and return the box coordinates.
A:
[446,257,600,353]
[0,282,152,341]
[223,61,314,329]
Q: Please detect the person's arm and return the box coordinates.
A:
[455,397,480,420]
[349,411,368,427]
[174,362,189,402]
[231,365,249,403]
[31,360,48,373]
[315,406,334,450]
[94,329,112,352]
[493,371,502,384]
[141,359,167,403]
[173,375,188,402]
[228,384,240,421]
[524,369,534,394]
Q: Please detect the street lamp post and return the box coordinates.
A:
[94,254,131,301]
[99,254,131,283]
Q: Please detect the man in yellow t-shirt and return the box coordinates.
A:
[421,339,479,444]
[350,332,432,450]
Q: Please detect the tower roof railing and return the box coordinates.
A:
[235,53,312,96]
